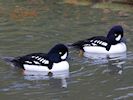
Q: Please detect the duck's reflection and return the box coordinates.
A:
[84,52,127,75]
[83,52,127,60]
[23,70,69,88]
[107,57,126,75]
[107,52,126,75]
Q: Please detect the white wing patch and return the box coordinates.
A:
[84,44,90,46]
[101,42,108,46]
[92,43,97,46]
[42,60,49,64]
[90,40,108,46]
[31,56,49,64]
[33,61,40,64]
[25,61,32,64]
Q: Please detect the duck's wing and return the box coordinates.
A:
[8,53,53,70]
[71,36,111,51]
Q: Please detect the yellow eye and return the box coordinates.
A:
[59,52,62,55]
[115,34,117,36]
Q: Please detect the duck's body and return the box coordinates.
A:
[83,42,126,54]
[4,44,69,72]
[71,25,127,54]
[23,60,69,72]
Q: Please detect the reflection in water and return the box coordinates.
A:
[106,59,126,75]
[107,52,126,75]
[84,52,127,60]
[84,52,127,75]
[24,70,69,88]
[113,93,133,100]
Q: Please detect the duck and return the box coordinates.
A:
[70,25,127,54]
[4,44,69,72]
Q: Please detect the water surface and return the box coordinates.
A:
[0,0,133,100]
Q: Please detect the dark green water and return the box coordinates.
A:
[0,0,133,100]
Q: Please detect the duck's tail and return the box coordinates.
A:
[1,56,21,68]
[1,56,15,62]
[66,40,85,49]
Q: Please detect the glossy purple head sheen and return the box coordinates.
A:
[47,44,68,63]
[107,25,124,45]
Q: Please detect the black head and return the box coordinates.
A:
[48,44,69,63]
[106,25,124,44]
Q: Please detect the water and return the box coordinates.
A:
[0,0,133,100]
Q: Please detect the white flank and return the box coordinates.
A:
[116,35,121,41]
[24,61,69,72]
[24,64,49,71]
[51,61,69,71]
[83,43,127,54]
[61,52,67,60]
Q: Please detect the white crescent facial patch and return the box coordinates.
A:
[61,52,67,60]
[116,35,121,41]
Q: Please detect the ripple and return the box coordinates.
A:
[115,86,133,91]
[0,83,30,92]
[127,52,133,60]
[114,93,133,100]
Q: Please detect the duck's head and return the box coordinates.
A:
[107,25,124,44]
[48,44,69,63]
